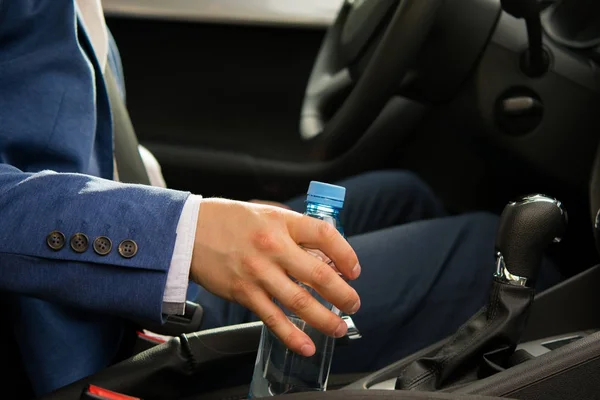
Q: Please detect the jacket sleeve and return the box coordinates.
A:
[0,164,191,323]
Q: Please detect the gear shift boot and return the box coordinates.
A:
[396,279,534,391]
[396,194,566,392]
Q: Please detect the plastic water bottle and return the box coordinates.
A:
[249,181,346,398]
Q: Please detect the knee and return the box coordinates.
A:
[344,170,432,199]
[373,170,434,200]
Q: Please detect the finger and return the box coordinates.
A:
[258,265,349,338]
[281,243,360,316]
[304,248,340,274]
[232,281,316,356]
[287,214,361,280]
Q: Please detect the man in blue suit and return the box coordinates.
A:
[0,0,562,396]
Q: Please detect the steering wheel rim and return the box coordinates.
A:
[300,0,441,160]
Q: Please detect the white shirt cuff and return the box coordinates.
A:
[162,194,202,315]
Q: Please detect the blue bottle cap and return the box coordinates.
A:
[306,181,346,209]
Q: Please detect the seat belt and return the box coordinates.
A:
[104,67,151,186]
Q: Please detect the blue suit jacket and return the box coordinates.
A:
[0,1,191,395]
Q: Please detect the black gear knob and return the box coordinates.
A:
[495,194,567,286]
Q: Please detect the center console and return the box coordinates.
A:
[366,330,598,390]
[341,264,600,399]
[43,262,600,400]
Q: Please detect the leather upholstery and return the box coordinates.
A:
[396,279,534,391]
[41,323,263,400]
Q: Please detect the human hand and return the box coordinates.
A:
[249,199,292,210]
[191,198,361,357]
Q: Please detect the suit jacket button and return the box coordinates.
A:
[46,231,66,251]
[118,239,138,258]
[93,236,113,256]
[70,233,89,253]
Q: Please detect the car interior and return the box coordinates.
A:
[8,0,600,398]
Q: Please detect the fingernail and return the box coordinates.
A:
[351,263,361,278]
[334,322,347,338]
[350,299,361,315]
[301,344,315,357]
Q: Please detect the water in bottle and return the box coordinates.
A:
[249,181,346,398]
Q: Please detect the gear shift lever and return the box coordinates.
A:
[396,194,566,391]
[495,194,567,286]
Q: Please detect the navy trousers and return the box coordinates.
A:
[194,171,562,373]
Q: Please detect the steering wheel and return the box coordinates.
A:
[300,0,441,160]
